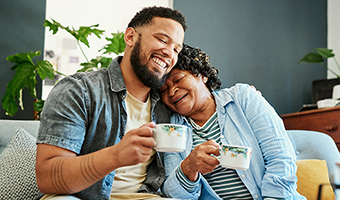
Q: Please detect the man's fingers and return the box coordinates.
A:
[139,121,156,129]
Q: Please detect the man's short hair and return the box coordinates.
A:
[127,6,187,31]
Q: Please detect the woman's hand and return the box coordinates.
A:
[180,140,220,182]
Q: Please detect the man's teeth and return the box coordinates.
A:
[153,57,167,68]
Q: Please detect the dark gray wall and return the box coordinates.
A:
[174,0,327,115]
[0,1,327,118]
[0,0,46,119]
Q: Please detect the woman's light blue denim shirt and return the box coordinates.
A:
[162,84,306,200]
[37,57,172,200]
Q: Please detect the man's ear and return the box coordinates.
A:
[124,27,137,47]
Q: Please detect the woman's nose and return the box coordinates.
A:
[169,85,178,96]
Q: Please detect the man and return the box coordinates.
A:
[35,6,186,200]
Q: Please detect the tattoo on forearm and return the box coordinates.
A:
[51,158,72,193]
[80,154,101,183]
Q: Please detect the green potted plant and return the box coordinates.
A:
[1,19,125,118]
[299,48,340,79]
[299,48,340,104]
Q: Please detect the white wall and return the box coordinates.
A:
[327,0,340,79]
[43,0,172,99]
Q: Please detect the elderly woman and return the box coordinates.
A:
[159,44,305,200]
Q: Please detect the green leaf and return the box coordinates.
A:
[98,57,113,68]
[77,25,105,47]
[316,48,335,58]
[1,93,18,117]
[1,61,37,116]
[78,56,113,72]
[33,99,45,117]
[7,51,40,65]
[12,61,37,98]
[298,52,324,64]
[1,51,41,116]
[100,32,126,55]
[44,19,62,35]
[36,60,55,80]
[45,19,104,48]
[78,58,99,72]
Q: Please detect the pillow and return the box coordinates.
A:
[296,159,335,200]
[0,128,40,199]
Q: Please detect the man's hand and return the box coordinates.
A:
[111,122,156,168]
[181,140,220,182]
[36,122,157,194]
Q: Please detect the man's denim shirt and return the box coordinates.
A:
[37,56,172,200]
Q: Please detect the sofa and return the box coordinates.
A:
[0,119,339,199]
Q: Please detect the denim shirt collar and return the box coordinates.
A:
[212,90,233,108]
[108,56,127,93]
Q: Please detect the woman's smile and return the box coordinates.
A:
[173,93,188,104]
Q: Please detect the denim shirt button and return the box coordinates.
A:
[221,135,225,139]
[254,195,259,199]
[241,174,245,178]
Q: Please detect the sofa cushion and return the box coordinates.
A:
[296,159,334,200]
[0,128,40,199]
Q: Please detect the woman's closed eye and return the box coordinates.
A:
[159,87,167,94]
[170,74,186,83]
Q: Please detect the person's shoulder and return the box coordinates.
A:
[215,83,251,95]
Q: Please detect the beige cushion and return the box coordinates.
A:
[296,159,335,200]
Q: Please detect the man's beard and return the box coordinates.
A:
[130,36,167,90]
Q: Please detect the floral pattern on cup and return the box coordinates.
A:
[222,146,250,160]
[161,125,184,137]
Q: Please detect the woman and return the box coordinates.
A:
[159,44,305,200]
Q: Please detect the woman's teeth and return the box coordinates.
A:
[153,57,167,68]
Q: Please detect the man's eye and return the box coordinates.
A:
[157,37,167,43]
[174,47,182,54]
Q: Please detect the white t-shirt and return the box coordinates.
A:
[111,91,155,194]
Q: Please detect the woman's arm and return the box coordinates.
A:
[239,84,299,198]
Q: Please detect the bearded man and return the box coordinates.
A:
[35,6,186,200]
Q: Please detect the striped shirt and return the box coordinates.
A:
[176,112,253,200]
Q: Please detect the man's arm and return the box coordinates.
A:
[36,122,156,194]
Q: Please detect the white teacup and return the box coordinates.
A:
[220,144,252,170]
[153,124,189,152]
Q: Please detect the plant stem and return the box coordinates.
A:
[334,57,340,73]
[321,62,340,79]
[55,70,67,77]
[77,40,89,63]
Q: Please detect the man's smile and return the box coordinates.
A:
[152,56,170,71]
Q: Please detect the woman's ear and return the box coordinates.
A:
[124,27,137,47]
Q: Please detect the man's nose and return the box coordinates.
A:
[162,44,176,60]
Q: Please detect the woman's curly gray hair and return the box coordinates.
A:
[173,44,221,91]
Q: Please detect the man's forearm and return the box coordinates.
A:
[36,146,115,194]
[50,154,102,193]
